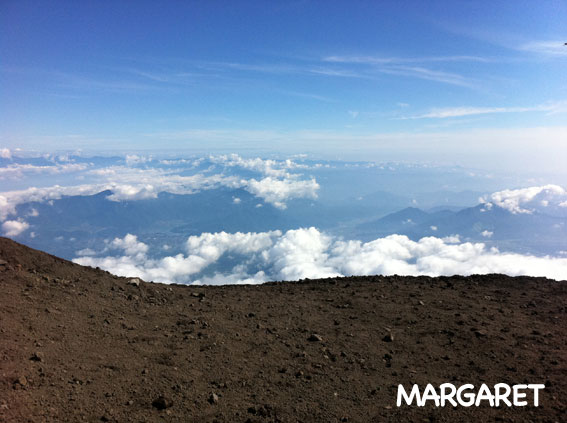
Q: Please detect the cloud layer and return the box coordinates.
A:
[0,155,320,220]
[74,228,567,284]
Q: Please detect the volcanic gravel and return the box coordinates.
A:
[0,237,565,422]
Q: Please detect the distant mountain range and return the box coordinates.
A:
[355,204,567,255]
[7,186,566,260]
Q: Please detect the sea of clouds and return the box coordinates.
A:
[73,228,567,284]
[0,154,320,221]
[1,151,567,283]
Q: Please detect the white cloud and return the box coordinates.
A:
[0,184,113,220]
[232,197,241,204]
[0,148,12,159]
[2,220,29,237]
[267,227,338,280]
[125,154,152,165]
[76,248,96,256]
[245,177,319,209]
[208,154,312,177]
[110,234,148,257]
[75,231,282,284]
[482,185,567,214]
[481,230,493,238]
[73,228,567,285]
[0,163,89,179]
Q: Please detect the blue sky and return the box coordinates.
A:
[1,1,566,172]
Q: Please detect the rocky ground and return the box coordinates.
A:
[0,237,565,422]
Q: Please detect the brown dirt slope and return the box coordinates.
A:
[0,237,565,422]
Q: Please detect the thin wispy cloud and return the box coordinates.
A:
[200,60,365,79]
[322,55,479,88]
[324,55,493,64]
[518,40,567,57]
[398,101,567,119]
[277,90,335,103]
[48,69,162,93]
[378,65,477,88]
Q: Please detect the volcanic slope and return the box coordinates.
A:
[0,237,565,422]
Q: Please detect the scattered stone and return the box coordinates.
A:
[127,278,141,287]
[30,352,44,362]
[208,392,219,404]
[308,334,323,342]
[14,375,28,388]
[382,333,394,342]
[0,259,7,266]
[418,300,425,306]
[474,330,487,338]
[248,404,272,417]
[152,396,173,410]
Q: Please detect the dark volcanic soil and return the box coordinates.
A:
[0,237,565,422]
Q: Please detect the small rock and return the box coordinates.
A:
[418,300,425,306]
[0,259,7,266]
[208,392,219,404]
[127,278,141,287]
[14,375,27,387]
[382,333,394,342]
[152,396,173,410]
[474,330,487,338]
[308,334,323,342]
[30,352,44,362]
